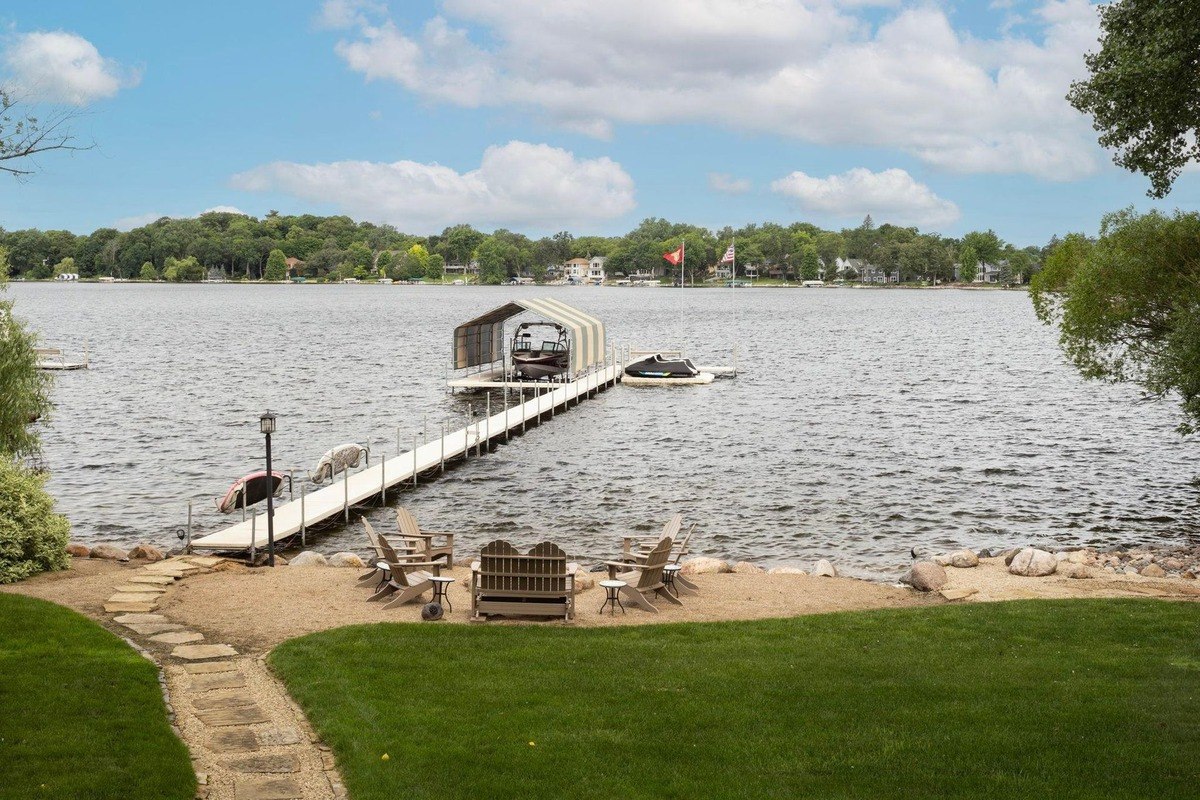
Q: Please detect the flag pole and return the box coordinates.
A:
[680,238,685,289]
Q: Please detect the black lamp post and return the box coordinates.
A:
[260,411,277,567]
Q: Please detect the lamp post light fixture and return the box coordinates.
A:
[259,411,277,567]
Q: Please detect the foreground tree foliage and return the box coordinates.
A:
[1068,0,1200,198]
[1031,209,1200,434]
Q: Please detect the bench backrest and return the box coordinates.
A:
[477,540,569,597]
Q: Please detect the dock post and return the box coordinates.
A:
[466,405,473,460]
[300,485,307,547]
[486,394,491,451]
[288,469,294,500]
[241,493,247,522]
[343,469,350,524]
[413,434,418,488]
[186,501,193,554]
[520,387,526,432]
[250,512,257,564]
[381,451,386,505]
[440,421,446,472]
[396,426,401,457]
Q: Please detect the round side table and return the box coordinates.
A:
[599,579,626,615]
[429,575,455,612]
[662,564,681,598]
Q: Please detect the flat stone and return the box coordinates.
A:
[114,613,168,624]
[208,729,260,753]
[226,754,300,774]
[256,726,302,747]
[127,575,176,585]
[192,692,257,711]
[150,630,205,644]
[190,672,248,691]
[173,644,238,661]
[185,661,241,675]
[194,705,270,727]
[105,601,158,613]
[939,587,979,601]
[235,777,303,800]
[321,751,336,771]
[141,567,187,577]
[124,622,186,636]
[184,556,225,568]
[107,592,162,604]
[113,583,168,594]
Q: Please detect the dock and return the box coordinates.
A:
[35,346,89,371]
[190,362,622,555]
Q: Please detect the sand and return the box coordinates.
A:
[5,555,1197,655]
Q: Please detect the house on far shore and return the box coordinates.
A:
[285,257,304,278]
[563,256,606,284]
[836,257,890,283]
[444,260,480,278]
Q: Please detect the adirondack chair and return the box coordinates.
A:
[470,540,577,621]
[368,534,443,610]
[395,507,455,566]
[620,515,700,594]
[604,537,679,613]
[357,519,429,587]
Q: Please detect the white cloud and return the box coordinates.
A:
[230,141,636,232]
[708,173,752,195]
[770,167,960,226]
[3,30,139,105]
[326,0,1102,180]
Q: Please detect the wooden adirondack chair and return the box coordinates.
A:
[395,507,455,566]
[368,533,443,609]
[621,515,700,594]
[357,519,428,587]
[604,537,679,613]
[470,540,577,621]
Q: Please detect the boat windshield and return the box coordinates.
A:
[513,338,534,351]
[541,341,564,351]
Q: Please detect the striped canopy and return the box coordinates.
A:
[453,297,606,376]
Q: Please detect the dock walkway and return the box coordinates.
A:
[190,364,621,554]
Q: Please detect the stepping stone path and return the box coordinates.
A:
[101,554,343,799]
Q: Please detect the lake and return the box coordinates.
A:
[14,282,1198,579]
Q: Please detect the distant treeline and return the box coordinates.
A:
[0,211,1048,284]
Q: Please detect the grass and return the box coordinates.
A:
[0,594,195,800]
[270,599,1200,800]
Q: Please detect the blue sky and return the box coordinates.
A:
[1,0,1195,247]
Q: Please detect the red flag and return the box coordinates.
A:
[663,245,684,265]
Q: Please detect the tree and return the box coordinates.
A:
[375,250,394,278]
[425,253,445,282]
[139,261,158,281]
[51,256,74,277]
[0,89,91,178]
[0,247,51,459]
[958,245,979,283]
[1067,0,1200,198]
[800,246,821,281]
[475,237,508,284]
[960,230,1004,268]
[1031,209,1200,434]
[815,232,844,273]
[264,249,287,281]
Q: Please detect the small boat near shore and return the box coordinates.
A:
[215,471,290,514]
[35,346,89,371]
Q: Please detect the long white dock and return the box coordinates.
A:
[190,363,622,554]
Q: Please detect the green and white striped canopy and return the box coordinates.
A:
[453,297,606,376]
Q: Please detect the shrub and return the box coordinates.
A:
[0,461,70,583]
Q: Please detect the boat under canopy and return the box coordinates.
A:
[452,297,606,378]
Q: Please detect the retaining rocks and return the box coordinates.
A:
[902,562,947,592]
[287,551,328,567]
[1009,548,1057,577]
[328,552,365,568]
[680,557,731,575]
[89,544,128,561]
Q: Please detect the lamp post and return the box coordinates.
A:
[260,411,277,567]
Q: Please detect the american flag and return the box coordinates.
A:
[719,243,735,263]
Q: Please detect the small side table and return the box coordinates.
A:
[429,575,455,612]
[375,561,391,590]
[662,564,681,598]
[599,580,626,615]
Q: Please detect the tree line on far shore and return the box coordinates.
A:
[0,211,1046,285]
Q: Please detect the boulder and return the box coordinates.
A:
[66,543,90,558]
[977,548,993,559]
[1160,557,1184,571]
[1002,548,1022,566]
[948,549,979,569]
[1139,563,1166,578]
[572,571,595,592]
[1057,563,1092,579]
[680,557,731,576]
[1183,571,1197,580]
[128,544,165,562]
[732,561,764,574]
[1008,548,1057,577]
[902,561,947,592]
[328,552,366,569]
[813,559,838,577]
[1065,550,1091,565]
[287,551,328,567]
[934,554,952,567]
[768,567,807,576]
[89,544,128,561]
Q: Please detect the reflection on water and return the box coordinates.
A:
[15,282,1199,579]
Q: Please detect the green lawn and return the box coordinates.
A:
[0,594,195,800]
[271,600,1200,800]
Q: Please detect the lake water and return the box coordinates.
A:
[14,282,1199,579]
